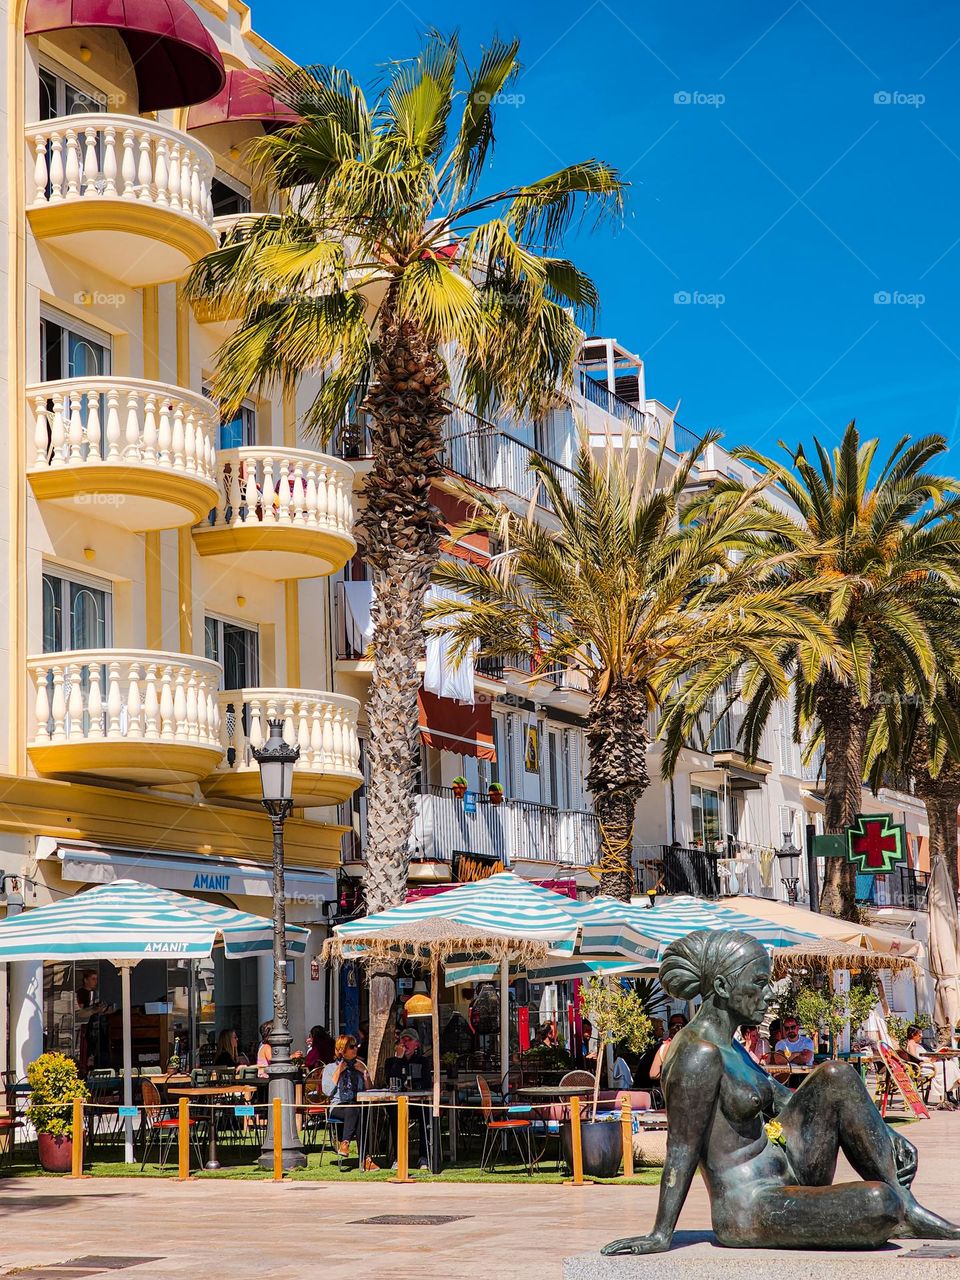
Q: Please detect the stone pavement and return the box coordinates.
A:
[1,1113,959,1280]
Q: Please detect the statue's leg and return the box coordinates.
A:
[777,1060,960,1239]
[715,1181,901,1249]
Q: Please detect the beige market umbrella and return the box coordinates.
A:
[771,937,919,980]
[721,894,923,959]
[927,857,960,1033]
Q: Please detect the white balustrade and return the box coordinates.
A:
[28,650,222,753]
[28,113,215,226]
[210,447,355,540]
[27,377,218,484]
[215,688,361,781]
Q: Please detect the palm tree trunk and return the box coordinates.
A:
[912,773,960,898]
[587,679,649,901]
[357,310,448,1078]
[816,676,868,920]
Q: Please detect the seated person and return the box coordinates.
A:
[738,1023,770,1064]
[771,1015,814,1066]
[305,1025,335,1071]
[611,1043,634,1090]
[531,1023,558,1051]
[901,1024,959,1108]
[633,1019,665,1089]
[321,1034,378,1170]
[384,1027,433,1170]
[649,1014,688,1081]
[214,1029,240,1068]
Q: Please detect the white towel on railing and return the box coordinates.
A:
[424,586,476,706]
[342,580,374,656]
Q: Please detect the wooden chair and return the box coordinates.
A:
[477,1075,534,1175]
[139,1079,203,1171]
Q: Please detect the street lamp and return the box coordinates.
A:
[776,832,802,905]
[251,718,306,1171]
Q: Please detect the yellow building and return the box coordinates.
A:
[1,0,361,1076]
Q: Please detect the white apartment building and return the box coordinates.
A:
[0,0,363,1077]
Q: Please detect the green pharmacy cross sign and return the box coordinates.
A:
[845,813,907,875]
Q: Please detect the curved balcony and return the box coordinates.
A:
[193,447,356,579]
[27,114,217,286]
[201,688,362,806]
[27,377,219,531]
[28,650,223,784]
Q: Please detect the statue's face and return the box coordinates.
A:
[721,955,774,1023]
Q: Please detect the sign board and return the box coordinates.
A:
[118,1106,138,1118]
[813,834,846,858]
[233,1105,255,1118]
[878,1044,930,1119]
[463,791,477,815]
[845,814,907,875]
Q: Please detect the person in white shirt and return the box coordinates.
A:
[772,1016,815,1066]
[902,1025,959,1108]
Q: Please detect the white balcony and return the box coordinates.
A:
[193,446,356,579]
[28,650,223,784]
[27,377,220,531]
[27,114,217,286]
[202,688,362,806]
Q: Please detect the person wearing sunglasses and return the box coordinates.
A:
[771,1016,814,1066]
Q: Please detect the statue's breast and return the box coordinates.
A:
[719,1058,774,1123]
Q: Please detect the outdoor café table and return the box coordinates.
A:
[167,1084,256,1171]
[924,1049,960,1104]
[765,1063,815,1089]
[515,1085,596,1164]
[356,1089,434,1170]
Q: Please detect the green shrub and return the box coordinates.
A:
[26,1052,88,1137]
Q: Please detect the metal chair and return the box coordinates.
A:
[476,1075,534,1175]
[139,1079,203,1171]
[559,1070,595,1088]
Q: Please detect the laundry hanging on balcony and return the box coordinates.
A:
[418,689,495,760]
[424,585,477,705]
[341,579,374,657]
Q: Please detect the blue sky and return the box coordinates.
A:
[256,0,960,463]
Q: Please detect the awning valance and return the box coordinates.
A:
[418,689,495,760]
[25,0,226,112]
[187,67,299,131]
[36,838,335,904]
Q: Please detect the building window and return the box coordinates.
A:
[204,616,260,689]
[41,309,111,382]
[210,175,252,217]
[39,65,104,121]
[690,785,721,849]
[42,568,112,652]
[204,383,256,451]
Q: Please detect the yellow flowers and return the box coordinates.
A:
[764,1120,787,1147]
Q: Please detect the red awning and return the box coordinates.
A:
[418,689,495,760]
[186,67,299,131]
[25,0,226,112]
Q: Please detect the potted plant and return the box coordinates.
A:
[451,776,468,800]
[562,978,652,1178]
[487,781,505,806]
[27,1052,88,1173]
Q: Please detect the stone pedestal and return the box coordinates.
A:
[564,1236,960,1280]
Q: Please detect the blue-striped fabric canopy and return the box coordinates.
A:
[332,872,658,964]
[0,879,309,960]
[446,956,645,985]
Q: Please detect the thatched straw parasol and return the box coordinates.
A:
[321,917,550,967]
[771,937,918,979]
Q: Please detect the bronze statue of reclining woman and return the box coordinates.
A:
[603,929,960,1255]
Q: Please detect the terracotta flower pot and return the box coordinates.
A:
[37,1132,73,1173]
[488,789,504,806]
[561,1119,623,1179]
[452,783,467,800]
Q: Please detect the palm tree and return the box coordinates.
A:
[183,32,623,1067]
[732,424,960,919]
[427,430,835,900]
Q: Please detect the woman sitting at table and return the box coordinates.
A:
[214,1029,241,1069]
[738,1023,770,1065]
[902,1025,959,1108]
[602,929,960,1255]
[256,1021,273,1080]
[321,1035,378,1170]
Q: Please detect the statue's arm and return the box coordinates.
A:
[603,1042,722,1256]
[767,1075,795,1113]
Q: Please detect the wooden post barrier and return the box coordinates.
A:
[389,1096,415,1184]
[620,1095,633,1178]
[71,1098,83,1178]
[272,1098,283,1181]
[569,1095,585,1185]
[178,1097,190,1180]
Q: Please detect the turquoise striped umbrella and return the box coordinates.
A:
[0,880,308,1162]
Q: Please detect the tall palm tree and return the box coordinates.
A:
[427,431,835,900]
[732,424,960,919]
[183,32,623,1066]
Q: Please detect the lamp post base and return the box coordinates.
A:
[258,1029,307,1171]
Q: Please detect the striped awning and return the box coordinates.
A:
[0,879,308,961]
[332,872,657,965]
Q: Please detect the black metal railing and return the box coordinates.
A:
[858,866,930,911]
[635,844,722,899]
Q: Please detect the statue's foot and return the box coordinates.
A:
[898,1198,960,1240]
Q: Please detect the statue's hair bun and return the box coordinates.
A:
[659,929,766,1001]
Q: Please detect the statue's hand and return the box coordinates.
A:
[602,1232,672,1256]
[891,1128,918,1188]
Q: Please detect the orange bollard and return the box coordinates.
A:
[620,1095,633,1178]
[71,1098,83,1178]
[569,1095,585,1185]
[272,1097,283,1181]
[389,1096,415,1184]
[178,1097,190,1180]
